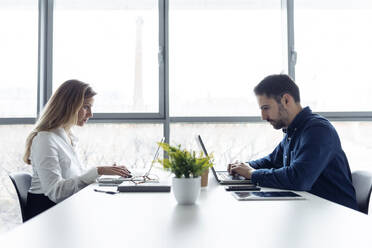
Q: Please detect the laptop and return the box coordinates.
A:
[141,137,165,178]
[196,135,254,185]
[98,137,165,185]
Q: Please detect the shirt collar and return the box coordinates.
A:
[283,106,312,136]
[54,127,79,148]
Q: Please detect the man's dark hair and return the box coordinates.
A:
[254,74,300,103]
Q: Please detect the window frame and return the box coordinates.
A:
[1,0,372,142]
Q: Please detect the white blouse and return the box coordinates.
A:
[28,127,98,203]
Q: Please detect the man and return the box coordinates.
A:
[228,74,358,211]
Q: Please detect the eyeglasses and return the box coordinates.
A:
[130,174,159,185]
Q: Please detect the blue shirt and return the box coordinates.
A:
[250,107,358,211]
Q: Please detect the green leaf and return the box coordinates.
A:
[156,141,214,178]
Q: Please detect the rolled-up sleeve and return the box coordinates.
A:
[31,134,98,203]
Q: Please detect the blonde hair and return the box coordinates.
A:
[23,80,96,164]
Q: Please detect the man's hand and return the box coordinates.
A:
[97,165,132,178]
[227,162,255,179]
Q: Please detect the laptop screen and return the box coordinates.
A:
[196,135,219,178]
[144,137,165,177]
[196,135,253,185]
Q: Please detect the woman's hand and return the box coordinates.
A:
[97,165,132,178]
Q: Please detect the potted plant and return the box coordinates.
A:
[158,142,213,205]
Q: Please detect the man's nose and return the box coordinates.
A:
[261,111,267,121]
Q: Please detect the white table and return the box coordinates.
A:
[1,175,371,248]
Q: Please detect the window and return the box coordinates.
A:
[170,0,285,116]
[295,0,372,112]
[73,123,163,170]
[0,1,38,117]
[171,123,282,170]
[53,0,159,113]
[332,122,372,171]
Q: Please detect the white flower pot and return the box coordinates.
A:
[172,177,201,205]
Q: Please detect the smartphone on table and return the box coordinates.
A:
[225,185,261,191]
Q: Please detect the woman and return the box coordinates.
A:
[23,80,131,220]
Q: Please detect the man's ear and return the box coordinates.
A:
[282,93,292,105]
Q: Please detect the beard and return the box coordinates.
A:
[269,119,287,129]
[267,103,289,130]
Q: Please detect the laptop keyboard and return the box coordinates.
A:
[220,172,245,180]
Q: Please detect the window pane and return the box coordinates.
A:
[170,0,285,116]
[171,123,283,171]
[0,125,33,233]
[0,2,37,117]
[73,123,163,170]
[295,0,372,112]
[53,0,159,113]
[171,122,372,172]
[332,122,372,171]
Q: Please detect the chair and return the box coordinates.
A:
[8,172,32,222]
[351,170,372,214]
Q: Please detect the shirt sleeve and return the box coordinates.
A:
[251,125,335,190]
[31,134,99,203]
[248,141,284,169]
